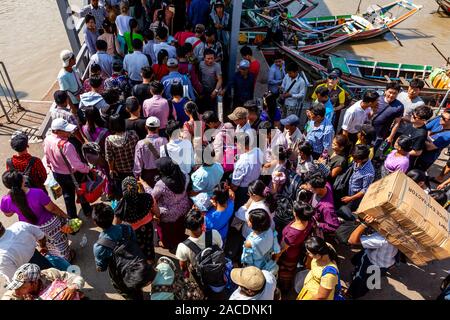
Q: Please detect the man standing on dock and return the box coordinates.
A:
[80,0,108,31]
[57,50,83,109]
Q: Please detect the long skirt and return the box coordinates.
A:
[157,215,188,250]
[40,216,70,260]
[278,256,300,295]
[135,221,155,261]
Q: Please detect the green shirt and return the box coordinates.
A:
[123,32,144,54]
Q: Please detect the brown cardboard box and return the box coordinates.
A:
[357,171,450,266]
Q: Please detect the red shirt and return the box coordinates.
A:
[249,60,260,87]
[6,153,47,189]
[174,31,195,46]
[152,64,169,81]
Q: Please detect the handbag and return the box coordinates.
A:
[58,140,105,203]
[45,171,63,200]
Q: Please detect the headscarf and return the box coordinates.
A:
[114,176,153,223]
[155,157,186,194]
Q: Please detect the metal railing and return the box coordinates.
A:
[0,61,23,123]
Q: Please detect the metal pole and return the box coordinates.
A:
[228,0,243,86]
[57,0,82,56]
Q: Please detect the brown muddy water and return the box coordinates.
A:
[0,0,448,100]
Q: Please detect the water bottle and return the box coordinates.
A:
[79,234,88,248]
[217,94,223,123]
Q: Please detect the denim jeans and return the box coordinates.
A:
[53,172,92,219]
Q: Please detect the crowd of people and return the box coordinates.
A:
[1,0,449,301]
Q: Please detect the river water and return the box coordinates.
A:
[0,0,448,100]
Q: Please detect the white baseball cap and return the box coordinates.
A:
[60,50,75,67]
[51,118,77,133]
[146,116,161,128]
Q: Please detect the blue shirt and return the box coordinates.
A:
[242,229,280,269]
[189,0,210,26]
[349,160,375,196]
[372,96,404,138]
[161,71,195,101]
[267,63,285,94]
[260,108,282,124]
[419,116,450,166]
[231,72,255,105]
[172,97,190,124]
[205,200,235,241]
[305,118,334,155]
[93,224,136,271]
[322,98,334,123]
[84,29,99,55]
[191,163,224,194]
[232,148,263,187]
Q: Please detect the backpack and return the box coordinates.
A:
[321,266,345,300]
[182,230,227,289]
[81,128,108,166]
[6,157,37,188]
[273,169,303,241]
[96,225,156,290]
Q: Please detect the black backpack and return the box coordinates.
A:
[6,157,37,188]
[273,169,303,241]
[183,230,227,289]
[96,225,156,290]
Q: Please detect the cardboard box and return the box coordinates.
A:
[357,171,450,266]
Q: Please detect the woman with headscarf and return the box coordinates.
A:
[151,157,191,250]
[113,176,159,263]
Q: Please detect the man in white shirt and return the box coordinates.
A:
[153,26,177,59]
[229,266,277,300]
[341,90,379,144]
[123,39,150,85]
[228,107,253,135]
[347,214,398,299]
[0,221,51,283]
[280,62,306,117]
[231,135,263,210]
[160,120,194,176]
[280,114,304,148]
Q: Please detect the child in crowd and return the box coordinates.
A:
[382,135,413,176]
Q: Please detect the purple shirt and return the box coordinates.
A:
[384,150,409,173]
[133,133,168,176]
[1,188,54,225]
[312,182,340,233]
[142,95,175,129]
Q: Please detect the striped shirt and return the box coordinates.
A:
[305,118,334,155]
[361,232,398,268]
[349,160,375,196]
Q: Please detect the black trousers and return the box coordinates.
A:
[53,172,92,219]
[348,250,388,299]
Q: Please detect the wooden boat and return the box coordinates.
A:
[242,0,318,28]
[272,45,450,99]
[436,0,450,14]
[253,0,422,42]
[239,29,356,55]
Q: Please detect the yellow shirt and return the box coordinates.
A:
[297,259,338,300]
[311,83,346,106]
[349,139,374,163]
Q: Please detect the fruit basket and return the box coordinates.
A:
[61,218,83,235]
